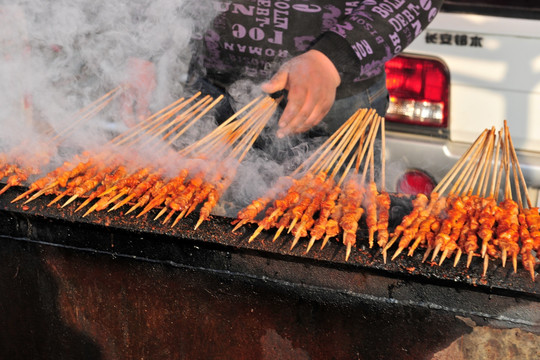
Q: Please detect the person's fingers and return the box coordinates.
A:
[297,101,332,133]
[276,78,308,129]
[278,101,330,136]
[277,88,316,137]
[277,85,335,137]
[267,50,340,137]
[261,69,289,95]
[303,86,334,129]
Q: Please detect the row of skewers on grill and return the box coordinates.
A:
[1,87,538,281]
[0,87,126,196]
[231,113,538,281]
[6,92,282,230]
[232,108,391,261]
[383,124,539,281]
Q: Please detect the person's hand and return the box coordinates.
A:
[121,57,156,127]
[261,50,341,138]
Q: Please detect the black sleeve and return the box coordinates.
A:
[310,0,444,82]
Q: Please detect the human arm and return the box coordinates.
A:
[311,0,444,83]
[263,0,445,137]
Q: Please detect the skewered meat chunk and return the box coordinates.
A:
[338,179,365,260]
[524,207,540,252]
[76,165,128,213]
[13,161,73,201]
[185,181,215,217]
[290,177,332,250]
[233,197,271,225]
[364,182,378,248]
[169,175,204,212]
[375,191,391,249]
[408,195,446,257]
[137,170,190,217]
[0,166,29,195]
[108,172,162,212]
[288,187,317,231]
[518,211,536,280]
[391,193,429,240]
[57,160,94,188]
[195,180,231,229]
[310,185,341,243]
[477,197,499,258]
[434,196,468,264]
[495,198,520,270]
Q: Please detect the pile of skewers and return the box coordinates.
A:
[233,108,391,261]
[0,146,43,197]
[232,112,538,281]
[0,87,125,197]
[9,92,282,230]
[383,123,539,281]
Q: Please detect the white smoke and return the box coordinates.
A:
[0,1,322,216]
[0,0,217,155]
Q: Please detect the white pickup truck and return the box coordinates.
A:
[384,0,540,206]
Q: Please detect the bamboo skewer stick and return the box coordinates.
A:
[483,131,508,276]
[361,115,381,185]
[298,113,375,253]
[505,120,531,207]
[483,131,508,275]
[165,95,225,147]
[17,91,221,214]
[290,109,366,178]
[499,124,520,272]
[432,129,489,195]
[493,132,506,204]
[245,109,381,250]
[434,131,494,263]
[134,95,212,148]
[480,133,505,261]
[344,115,380,260]
[322,110,371,184]
[162,96,280,231]
[248,110,373,245]
[50,86,124,144]
[232,102,279,164]
[453,131,498,267]
[365,123,378,249]
[380,117,386,193]
[407,132,487,262]
[112,94,195,147]
[503,122,536,280]
[338,112,378,188]
[488,132,502,199]
[448,129,494,196]
[330,111,374,183]
[220,100,273,161]
[310,109,369,178]
[504,121,532,208]
[463,128,495,196]
[503,132,511,201]
[178,96,264,157]
[477,129,497,198]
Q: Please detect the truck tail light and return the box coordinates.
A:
[396,169,436,196]
[385,54,450,128]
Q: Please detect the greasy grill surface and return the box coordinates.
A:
[0,186,538,299]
